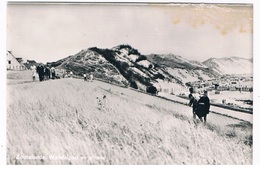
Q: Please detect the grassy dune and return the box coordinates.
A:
[7,71,252,164]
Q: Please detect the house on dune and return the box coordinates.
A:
[6,51,26,70]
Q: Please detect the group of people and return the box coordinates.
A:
[188,87,210,124]
[31,64,57,81]
[31,65,95,82]
[83,72,94,82]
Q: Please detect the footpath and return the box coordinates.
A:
[158,93,253,123]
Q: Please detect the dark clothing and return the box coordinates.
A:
[45,67,50,80]
[51,72,56,79]
[36,66,40,74]
[189,87,194,94]
[197,96,210,118]
[188,94,197,111]
[189,93,198,120]
[37,65,45,81]
[146,86,158,95]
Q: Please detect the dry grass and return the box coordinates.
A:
[7,71,252,165]
[7,70,38,85]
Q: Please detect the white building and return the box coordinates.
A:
[6,51,26,70]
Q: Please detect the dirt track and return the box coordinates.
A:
[159,93,253,123]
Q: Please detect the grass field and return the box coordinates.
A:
[7,71,252,164]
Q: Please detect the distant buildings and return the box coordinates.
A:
[187,75,253,93]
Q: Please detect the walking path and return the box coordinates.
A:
[159,93,253,123]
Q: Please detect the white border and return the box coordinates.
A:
[253,0,260,166]
[1,0,259,168]
[0,0,7,167]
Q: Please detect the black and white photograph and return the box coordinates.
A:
[4,0,256,165]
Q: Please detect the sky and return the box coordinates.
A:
[6,2,253,63]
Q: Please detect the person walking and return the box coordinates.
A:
[45,66,50,80]
[83,72,87,81]
[37,64,44,82]
[36,64,40,81]
[31,64,37,81]
[188,87,197,119]
[50,67,56,79]
[70,71,73,78]
[40,65,45,81]
[89,73,93,82]
[197,90,210,124]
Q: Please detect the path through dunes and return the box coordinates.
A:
[7,74,252,164]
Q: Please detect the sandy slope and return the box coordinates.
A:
[7,74,252,164]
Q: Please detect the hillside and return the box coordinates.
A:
[47,45,253,94]
[203,57,253,75]
[7,71,252,164]
[146,54,219,83]
[48,45,185,91]
[47,44,226,93]
[49,49,128,86]
[146,54,203,70]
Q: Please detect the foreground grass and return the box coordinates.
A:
[7,77,252,164]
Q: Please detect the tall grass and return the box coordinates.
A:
[7,77,252,164]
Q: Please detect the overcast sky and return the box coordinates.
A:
[7,3,253,63]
